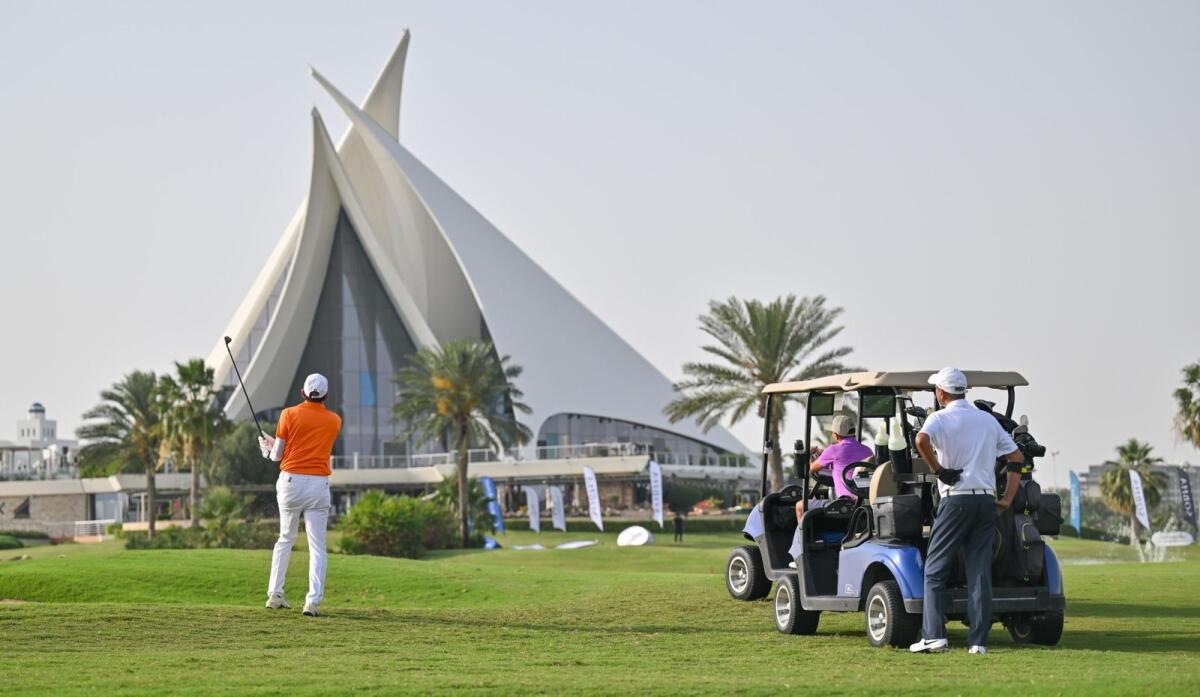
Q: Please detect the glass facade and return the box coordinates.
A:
[279,210,419,456]
[537,413,729,460]
[92,492,129,522]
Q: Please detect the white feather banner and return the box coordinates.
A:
[526,487,540,533]
[583,466,603,531]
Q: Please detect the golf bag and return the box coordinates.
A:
[994,480,1047,584]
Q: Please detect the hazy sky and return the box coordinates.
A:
[1,1,1197,487]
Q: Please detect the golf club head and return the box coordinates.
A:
[224,336,233,345]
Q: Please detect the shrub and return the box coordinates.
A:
[339,490,458,558]
[105,522,124,539]
[0,534,24,550]
[226,521,278,550]
[124,521,276,551]
[197,486,253,548]
[124,487,276,551]
[665,482,734,514]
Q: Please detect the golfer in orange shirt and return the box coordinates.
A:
[258,373,341,616]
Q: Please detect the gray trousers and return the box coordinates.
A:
[922,494,996,646]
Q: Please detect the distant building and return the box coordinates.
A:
[0,473,194,537]
[206,31,748,466]
[1077,461,1196,513]
[0,403,79,480]
[0,456,757,536]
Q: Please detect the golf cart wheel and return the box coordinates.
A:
[726,546,771,601]
[1007,611,1064,646]
[864,580,921,648]
[773,575,820,635]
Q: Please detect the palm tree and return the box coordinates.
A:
[664,295,858,491]
[393,340,532,547]
[158,359,228,527]
[1174,362,1200,450]
[431,477,495,535]
[78,371,165,538]
[1100,438,1166,546]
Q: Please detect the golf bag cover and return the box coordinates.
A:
[1013,479,1042,516]
[1015,513,1045,582]
[1036,493,1063,536]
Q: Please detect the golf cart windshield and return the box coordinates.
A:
[758,371,1028,496]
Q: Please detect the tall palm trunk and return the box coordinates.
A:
[457,422,471,548]
[768,416,784,492]
[1130,512,1148,562]
[190,456,199,528]
[146,465,157,539]
[191,421,210,528]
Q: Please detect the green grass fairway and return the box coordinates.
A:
[2,530,1198,695]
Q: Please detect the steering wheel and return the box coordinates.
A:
[839,460,880,501]
[810,469,835,499]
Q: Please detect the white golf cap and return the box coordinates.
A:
[303,373,329,399]
[928,367,968,394]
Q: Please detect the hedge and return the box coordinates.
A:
[0,534,26,550]
[500,516,749,534]
[125,522,277,550]
[1059,524,1130,545]
[0,529,49,540]
[502,517,1133,541]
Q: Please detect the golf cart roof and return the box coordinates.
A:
[762,370,1028,395]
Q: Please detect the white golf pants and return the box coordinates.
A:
[267,472,330,607]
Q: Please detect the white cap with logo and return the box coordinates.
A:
[303,373,329,399]
[927,367,968,394]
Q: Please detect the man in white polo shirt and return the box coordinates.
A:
[909,367,1024,655]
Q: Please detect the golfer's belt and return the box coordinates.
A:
[944,489,995,497]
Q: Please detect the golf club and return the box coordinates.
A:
[223,336,266,439]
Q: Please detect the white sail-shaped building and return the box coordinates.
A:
[207,32,746,463]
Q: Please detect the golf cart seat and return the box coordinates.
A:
[797,502,856,596]
[867,458,931,504]
[758,490,802,571]
[800,499,856,551]
[869,461,898,502]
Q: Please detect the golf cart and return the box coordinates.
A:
[725,371,1065,648]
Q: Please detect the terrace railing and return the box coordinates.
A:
[74,519,116,538]
[330,442,753,470]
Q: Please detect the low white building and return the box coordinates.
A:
[0,402,79,480]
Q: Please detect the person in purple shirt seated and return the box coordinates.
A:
[795,414,874,521]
